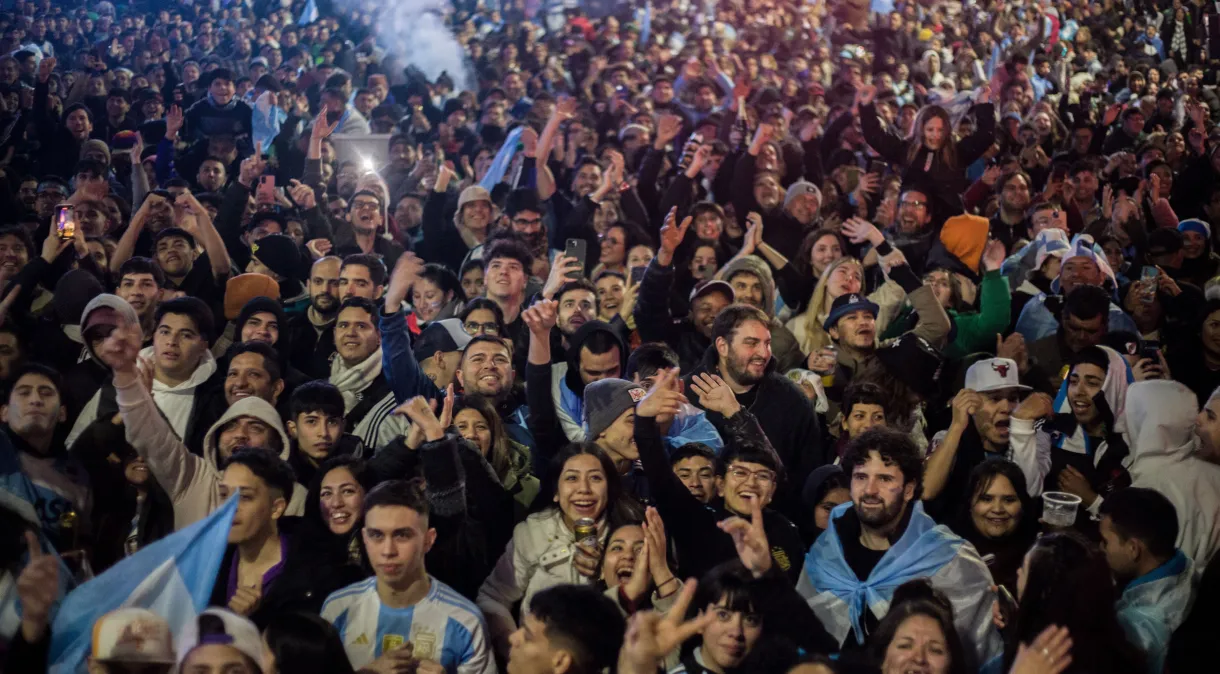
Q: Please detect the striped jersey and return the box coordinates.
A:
[322,576,495,673]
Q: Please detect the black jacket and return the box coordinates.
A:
[210,516,365,629]
[682,346,827,531]
[285,310,337,380]
[635,410,805,583]
[634,257,713,373]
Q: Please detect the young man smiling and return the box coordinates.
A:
[798,428,1001,664]
[635,367,805,582]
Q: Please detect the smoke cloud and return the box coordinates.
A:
[350,0,472,91]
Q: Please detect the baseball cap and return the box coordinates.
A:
[92,608,175,665]
[176,608,263,668]
[584,378,647,440]
[412,318,473,361]
[1102,331,1143,359]
[689,279,735,304]
[964,358,1031,393]
[823,293,880,331]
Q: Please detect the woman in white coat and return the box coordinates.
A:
[476,442,642,659]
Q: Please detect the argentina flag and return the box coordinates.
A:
[47,496,237,673]
[480,126,525,193]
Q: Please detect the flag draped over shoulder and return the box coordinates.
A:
[48,496,238,673]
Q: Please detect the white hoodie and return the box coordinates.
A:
[1125,380,1220,567]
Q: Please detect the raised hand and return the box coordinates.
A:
[165,104,185,140]
[688,372,742,418]
[543,254,583,298]
[16,531,59,641]
[521,299,559,336]
[717,495,772,577]
[384,251,425,309]
[239,142,268,187]
[636,368,688,419]
[37,56,56,83]
[856,84,878,106]
[288,179,317,210]
[842,217,884,246]
[312,105,339,140]
[996,333,1029,373]
[306,238,333,260]
[657,208,691,264]
[618,580,715,674]
[98,321,144,376]
[656,113,683,145]
[982,239,1007,271]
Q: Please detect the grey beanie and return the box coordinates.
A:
[583,378,646,440]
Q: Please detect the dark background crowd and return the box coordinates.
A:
[2,0,1220,672]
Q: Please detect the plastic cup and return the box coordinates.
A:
[1042,491,1083,527]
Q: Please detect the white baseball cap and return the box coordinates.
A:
[91,608,175,665]
[176,608,264,668]
[965,357,1031,393]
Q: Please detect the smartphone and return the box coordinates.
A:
[868,159,886,175]
[843,166,861,193]
[1141,339,1163,363]
[564,238,587,280]
[630,265,647,285]
[256,175,276,204]
[55,204,75,240]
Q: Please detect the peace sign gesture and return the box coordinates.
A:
[17,531,60,641]
[717,494,772,578]
[617,580,716,674]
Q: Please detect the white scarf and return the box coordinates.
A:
[329,347,385,413]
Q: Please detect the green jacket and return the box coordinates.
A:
[880,270,1012,360]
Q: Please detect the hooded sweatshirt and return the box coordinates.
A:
[117,386,306,529]
[64,295,142,450]
[1010,345,1133,517]
[716,256,805,372]
[1125,380,1220,568]
[551,321,629,441]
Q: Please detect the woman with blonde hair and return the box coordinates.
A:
[785,253,907,355]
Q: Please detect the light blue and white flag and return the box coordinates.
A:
[47,496,237,673]
[479,125,525,193]
[638,3,653,46]
[298,0,319,26]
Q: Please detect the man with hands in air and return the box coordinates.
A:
[633,366,807,582]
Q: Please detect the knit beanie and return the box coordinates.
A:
[224,273,280,320]
[54,269,104,327]
[80,139,112,166]
[938,214,990,274]
[584,379,646,441]
[250,234,303,283]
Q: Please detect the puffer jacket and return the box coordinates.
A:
[117,383,306,529]
[476,508,601,647]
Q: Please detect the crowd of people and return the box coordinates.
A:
[3,0,1220,672]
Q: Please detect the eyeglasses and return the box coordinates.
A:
[350,200,380,211]
[899,199,927,208]
[464,321,499,335]
[726,466,776,485]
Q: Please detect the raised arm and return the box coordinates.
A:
[177,191,231,280]
[633,210,688,345]
[109,194,159,274]
[379,252,442,404]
